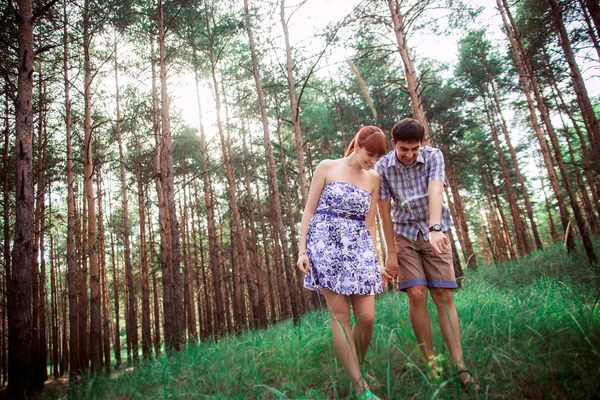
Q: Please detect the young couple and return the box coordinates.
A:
[296,119,475,399]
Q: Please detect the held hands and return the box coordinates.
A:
[296,252,310,275]
[429,231,449,255]
[385,252,401,279]
[380,266,393,286]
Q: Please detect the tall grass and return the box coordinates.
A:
[45,241,600,399]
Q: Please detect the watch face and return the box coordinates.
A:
[430,224,442,232]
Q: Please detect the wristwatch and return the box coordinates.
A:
[429,224,442,232]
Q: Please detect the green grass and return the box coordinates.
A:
[44,241,600,399]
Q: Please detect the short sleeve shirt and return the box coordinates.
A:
[375,146,453,241]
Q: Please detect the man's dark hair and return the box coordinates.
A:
[391,118,425,143]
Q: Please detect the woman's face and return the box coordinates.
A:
[355,145,383,170]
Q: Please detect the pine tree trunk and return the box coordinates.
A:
[149,214,161,356]
[181,184,197,340]
[95,170,110,372]
[134,156,152,359]
[9,0,35,396]
[489,79,543,251]
[497,0,575,253]
[82,0,101,373]
[157,1,184,348]
[31,73,45,388]
[191,179,212,337]
[242,131,268,328]
[280,0,309,204]
[274,110,308,312]
[549,0,600,176]
[206,17,261,332]
[485,164,516,260]
[583,0,600,43]
[244,0,300,324]
[443,144,477,268]
[188,190,207,337]
[109,228,121,368]
[386,0,431,143]
[539,167,560,242]
[63,0,79,379]
[483,96,530,256]
[49,192,59,379]
[579,0,600,61]
[114,38,139,362]
[77,186,89,373]
[193,57,224,336]
[255,184,278,323]
[544,51,600,219]
[2,92,10,387]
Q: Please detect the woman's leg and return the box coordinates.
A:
[321,288,368,394]
[350,295,375,362]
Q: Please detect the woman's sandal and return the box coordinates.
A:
[357,389,380,400]
[458,369,480,393]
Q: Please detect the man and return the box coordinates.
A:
[375,118,475,390]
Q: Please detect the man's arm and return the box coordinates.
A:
[428,180,448,254]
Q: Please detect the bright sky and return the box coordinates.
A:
[169,0,599,147]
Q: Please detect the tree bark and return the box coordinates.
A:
[2,92,10,388]
[242,131,268,328]
[280,0,309,205]
[550,0,600,176]
[9,0,36,396]
[134,154,152,359]
[109,227,121,368]
[244,0,300,324]
[63,0,79,379]
[583,0,600,43]
[192,54,224,336]
[274,107,308,312]
[255,183,278,323]
[82,0,101,373]
[485,163,516,261]
[205,9,262,330]
[579,0,600,61]
[483,95,530,257]
[489,78,543,251]
[443,143,477,269]
[497,0,575,253]
[95,169,110,372]
[386,0,431,143]
[157,0,184,349]
[114,41,139,362]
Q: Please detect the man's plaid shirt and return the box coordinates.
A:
[375,146,453,241]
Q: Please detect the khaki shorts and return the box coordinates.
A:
[394,232,457,291]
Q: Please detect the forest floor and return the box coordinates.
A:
[41,240,600,399]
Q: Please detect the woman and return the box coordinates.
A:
[297,126,391,400]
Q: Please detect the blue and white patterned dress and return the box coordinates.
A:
[304,181,383,296]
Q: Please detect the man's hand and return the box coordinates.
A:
[380,266,393,286]
[429,231,449,254]
[385,251,401,279]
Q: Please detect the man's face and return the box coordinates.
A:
[393,140,421,166]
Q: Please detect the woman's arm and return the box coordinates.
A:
[297,160,331,274]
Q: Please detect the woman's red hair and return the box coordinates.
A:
[344,126,388,157]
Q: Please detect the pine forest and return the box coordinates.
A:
[1,0,599,398]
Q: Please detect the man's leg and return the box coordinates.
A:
[406,285,436,363]
[429,288,465,370]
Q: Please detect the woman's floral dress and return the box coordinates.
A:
[304,181,383,296]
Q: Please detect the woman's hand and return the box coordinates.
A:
[380,266,393,286]
[297,254,310,275]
